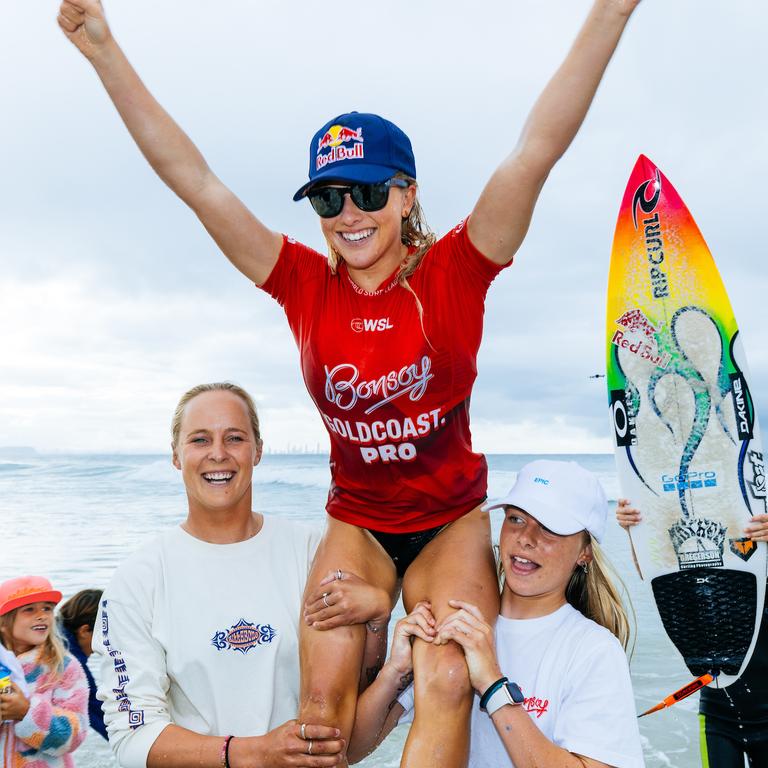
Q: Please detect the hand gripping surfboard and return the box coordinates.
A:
[606,155,767,687]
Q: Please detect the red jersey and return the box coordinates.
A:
[261,220,506,533]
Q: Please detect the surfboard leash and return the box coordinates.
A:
[638,672,718,718]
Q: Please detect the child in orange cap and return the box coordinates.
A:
[0,576,88,767]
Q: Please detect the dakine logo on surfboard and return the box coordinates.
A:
[730,373,754,440]
[611,309,670,369]
[668,517,727,570]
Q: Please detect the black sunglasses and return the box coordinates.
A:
[307,178,409,218]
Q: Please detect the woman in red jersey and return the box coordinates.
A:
[58,1,642,764]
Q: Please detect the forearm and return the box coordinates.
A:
[88,38,214,208]
[517,0,633,170]
[148,725,260,768]
[490,705,605,768]
[359,620,389,692]
[348,664,408,763]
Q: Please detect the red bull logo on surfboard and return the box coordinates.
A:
[316,124,365,170]
[611,308,670,368]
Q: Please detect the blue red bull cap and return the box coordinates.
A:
[293,112,417,201]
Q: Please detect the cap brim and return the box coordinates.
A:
[293,163,403,201]
[0,590,62,616]
[483,494,583,537]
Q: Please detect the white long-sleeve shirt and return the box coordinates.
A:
[93,516,321,768]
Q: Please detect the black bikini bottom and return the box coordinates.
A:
[368,524,447,578]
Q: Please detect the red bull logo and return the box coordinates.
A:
[316,124,365,170]
[616,309,658,338]
[612,307,670,368]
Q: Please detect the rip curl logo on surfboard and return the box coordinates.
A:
[669,518,727,570]
[211,619,277,654]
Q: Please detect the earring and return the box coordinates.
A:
[579,562,589,574]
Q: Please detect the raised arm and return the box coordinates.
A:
[469,0,641,265]
[57,0,282,286]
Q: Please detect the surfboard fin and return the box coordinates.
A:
[638,672,718,718]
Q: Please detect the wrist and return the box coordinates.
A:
[227,735,259,768]
[475,668,504,697]
[381,660,412,687]
[88,35,119,67]
[366,616,389,633]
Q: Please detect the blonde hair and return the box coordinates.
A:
[0,606,67,685]
[171,382,262,449]
[565,537,634,651]
[496,535,635,652]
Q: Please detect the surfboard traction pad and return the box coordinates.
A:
[607,156,767,685]
[651,569,756,677]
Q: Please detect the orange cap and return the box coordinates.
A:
[0,576,62,616]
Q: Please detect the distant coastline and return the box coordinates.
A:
[0,446,38,458]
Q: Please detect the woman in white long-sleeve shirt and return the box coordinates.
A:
[94,382,391,768]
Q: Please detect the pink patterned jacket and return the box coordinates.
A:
[1,648,88,767]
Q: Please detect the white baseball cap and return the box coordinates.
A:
[484,460,608,543]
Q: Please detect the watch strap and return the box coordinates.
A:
[485,681,525,716]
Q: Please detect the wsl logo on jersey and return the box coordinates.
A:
[212,619,277,654]
[316,124,364,170]
[351,317,394,333]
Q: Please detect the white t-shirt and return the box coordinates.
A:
[93,516,321,768]
[399,603,644,768]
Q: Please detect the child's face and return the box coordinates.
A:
[499,507,591,605]
[11,602,55,653]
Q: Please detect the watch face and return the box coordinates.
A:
[505,681,525,704]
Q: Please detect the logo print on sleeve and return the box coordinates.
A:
[100,599,144,729]
[211,618,277,654]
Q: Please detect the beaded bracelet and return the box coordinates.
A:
[220,735,233,768]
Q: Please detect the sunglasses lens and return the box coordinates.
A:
[308,187,344,218]
[351,183,390,212]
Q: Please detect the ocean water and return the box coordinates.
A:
[1,452,705,767]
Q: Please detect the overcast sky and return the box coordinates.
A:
[1,0,766,454]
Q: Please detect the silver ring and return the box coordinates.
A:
[307,739,313,755]
[300,722,307,740]
[336,569,343,581]
[322,592,330,608]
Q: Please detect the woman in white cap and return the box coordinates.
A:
[349,460,643,768]
[57,1,642,763]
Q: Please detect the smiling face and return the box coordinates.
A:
[318,181,416,284]
[172,390,263,518]
[499,507,593,618]
[6,602,55,654]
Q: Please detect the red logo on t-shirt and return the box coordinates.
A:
[523,694,549,718]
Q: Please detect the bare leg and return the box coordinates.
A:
[400,506,499,768]
[299,517,398,766]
